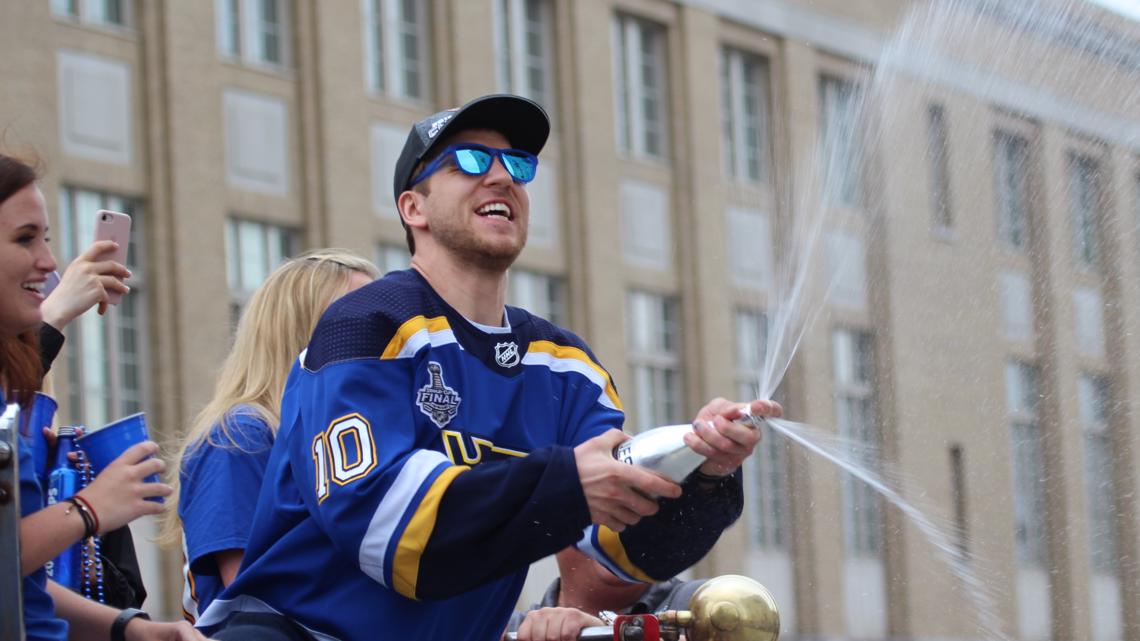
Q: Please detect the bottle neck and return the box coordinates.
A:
[53,427,76,470]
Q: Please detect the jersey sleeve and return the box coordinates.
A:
[283,354,592,602]
[576,469,745,583]
[524,326,741,583]
[179,413,273,577]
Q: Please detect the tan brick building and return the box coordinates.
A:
[2,1,1138,639]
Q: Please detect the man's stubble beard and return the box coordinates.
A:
[432,215,527,273]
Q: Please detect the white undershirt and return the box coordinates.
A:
[466,312,512,334]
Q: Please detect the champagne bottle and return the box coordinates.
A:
[613,410,766,483]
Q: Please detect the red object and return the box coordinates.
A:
[612,614,660,641]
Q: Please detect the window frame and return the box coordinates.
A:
[493,0,556,111]
[56,187,148,426]
[993,130,1032,252]
[927,104,954,233]
[52,0,130,28]
[224,216,298,325]
[626,290,682,433]
[612,13,669,162]
[1006,361,1048,568]
[215,0,291,69]
[1067,151,1103,271]
[374,242,411,275]
[362,0,431,102]
[721,46,773,185]
[735,309,789,550]
[508,269,567,329]
[818,74,863,208]
[1078,374,1117,575]
[833,328,881,557]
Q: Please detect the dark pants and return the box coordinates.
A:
[212,612,317,641]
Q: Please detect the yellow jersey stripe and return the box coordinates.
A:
[525,341,623,410]
[381,315,453,360]
[391,465,470,599]
[596,526,657,583]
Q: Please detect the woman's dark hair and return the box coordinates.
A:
[0,333,42,412]
[0,153,44,412]
[0,152,38,205]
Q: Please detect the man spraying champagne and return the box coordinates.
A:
[198,94,782,641]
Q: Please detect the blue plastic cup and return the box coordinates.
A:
[77,412,163,503]
[24,392,58,488]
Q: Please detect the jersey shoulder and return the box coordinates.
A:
[303,269,447,371]
[511,307,623,410]
[511,307,606,367]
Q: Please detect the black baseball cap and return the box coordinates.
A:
[392,94,551,204]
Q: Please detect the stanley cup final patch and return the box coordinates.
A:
[494,341,520,368]
[417,361,461,428]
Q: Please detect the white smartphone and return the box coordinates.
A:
[93,210,132,305]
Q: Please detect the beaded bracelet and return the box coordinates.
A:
[65,496,99,539]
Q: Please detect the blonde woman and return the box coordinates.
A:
[161,249,378,621]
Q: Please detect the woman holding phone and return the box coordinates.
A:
[160,249,379,621]
[0,151,209,640]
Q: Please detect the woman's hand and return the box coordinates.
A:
[39,239,131,328]
[76,441,171,533]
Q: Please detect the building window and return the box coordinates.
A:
[215,0,289,67]
[56,188,146,426]
[833,328,879,556]
[508,270,566,328]
[225,217,297,323]
[949,444,969,556]
[734,309,766,399]
[374,243,410,275]
[494,0,555,110]
[999,271,1033,343]
[819,75,862,207]
[1073,286,1106,359]
[1007,361,1047,567]
[825,230,867,311]
[736,311,787,549]
[1068,153,1102,271]
[612,13,668,160]
[927,104,953,232]
[721,47,772,185]
[52,0,127,26]
[627,291,681,433]
[363,0,430,101]
[994,131,1031,251]
[1079,375,1117,575]
[1135,172,1140,273]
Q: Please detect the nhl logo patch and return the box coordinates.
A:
[494,341,520,368]
[417,361,461,428]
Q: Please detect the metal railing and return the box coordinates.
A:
[1,402,26,640]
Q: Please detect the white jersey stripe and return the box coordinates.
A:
[180,538,198,622]
[394,328,459,359]
[196,594,343,641]
[521,351,619,410]
[574,525,640,582]
[358,449,452,586]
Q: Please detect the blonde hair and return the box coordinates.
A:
[158,249,379,547]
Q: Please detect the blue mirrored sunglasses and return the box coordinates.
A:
[410,143,539,187]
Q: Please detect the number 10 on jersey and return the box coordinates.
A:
[312,413,378,502]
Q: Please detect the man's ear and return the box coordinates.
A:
[398,190,429,231]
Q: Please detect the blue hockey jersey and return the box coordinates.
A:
[198,270,743,641]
